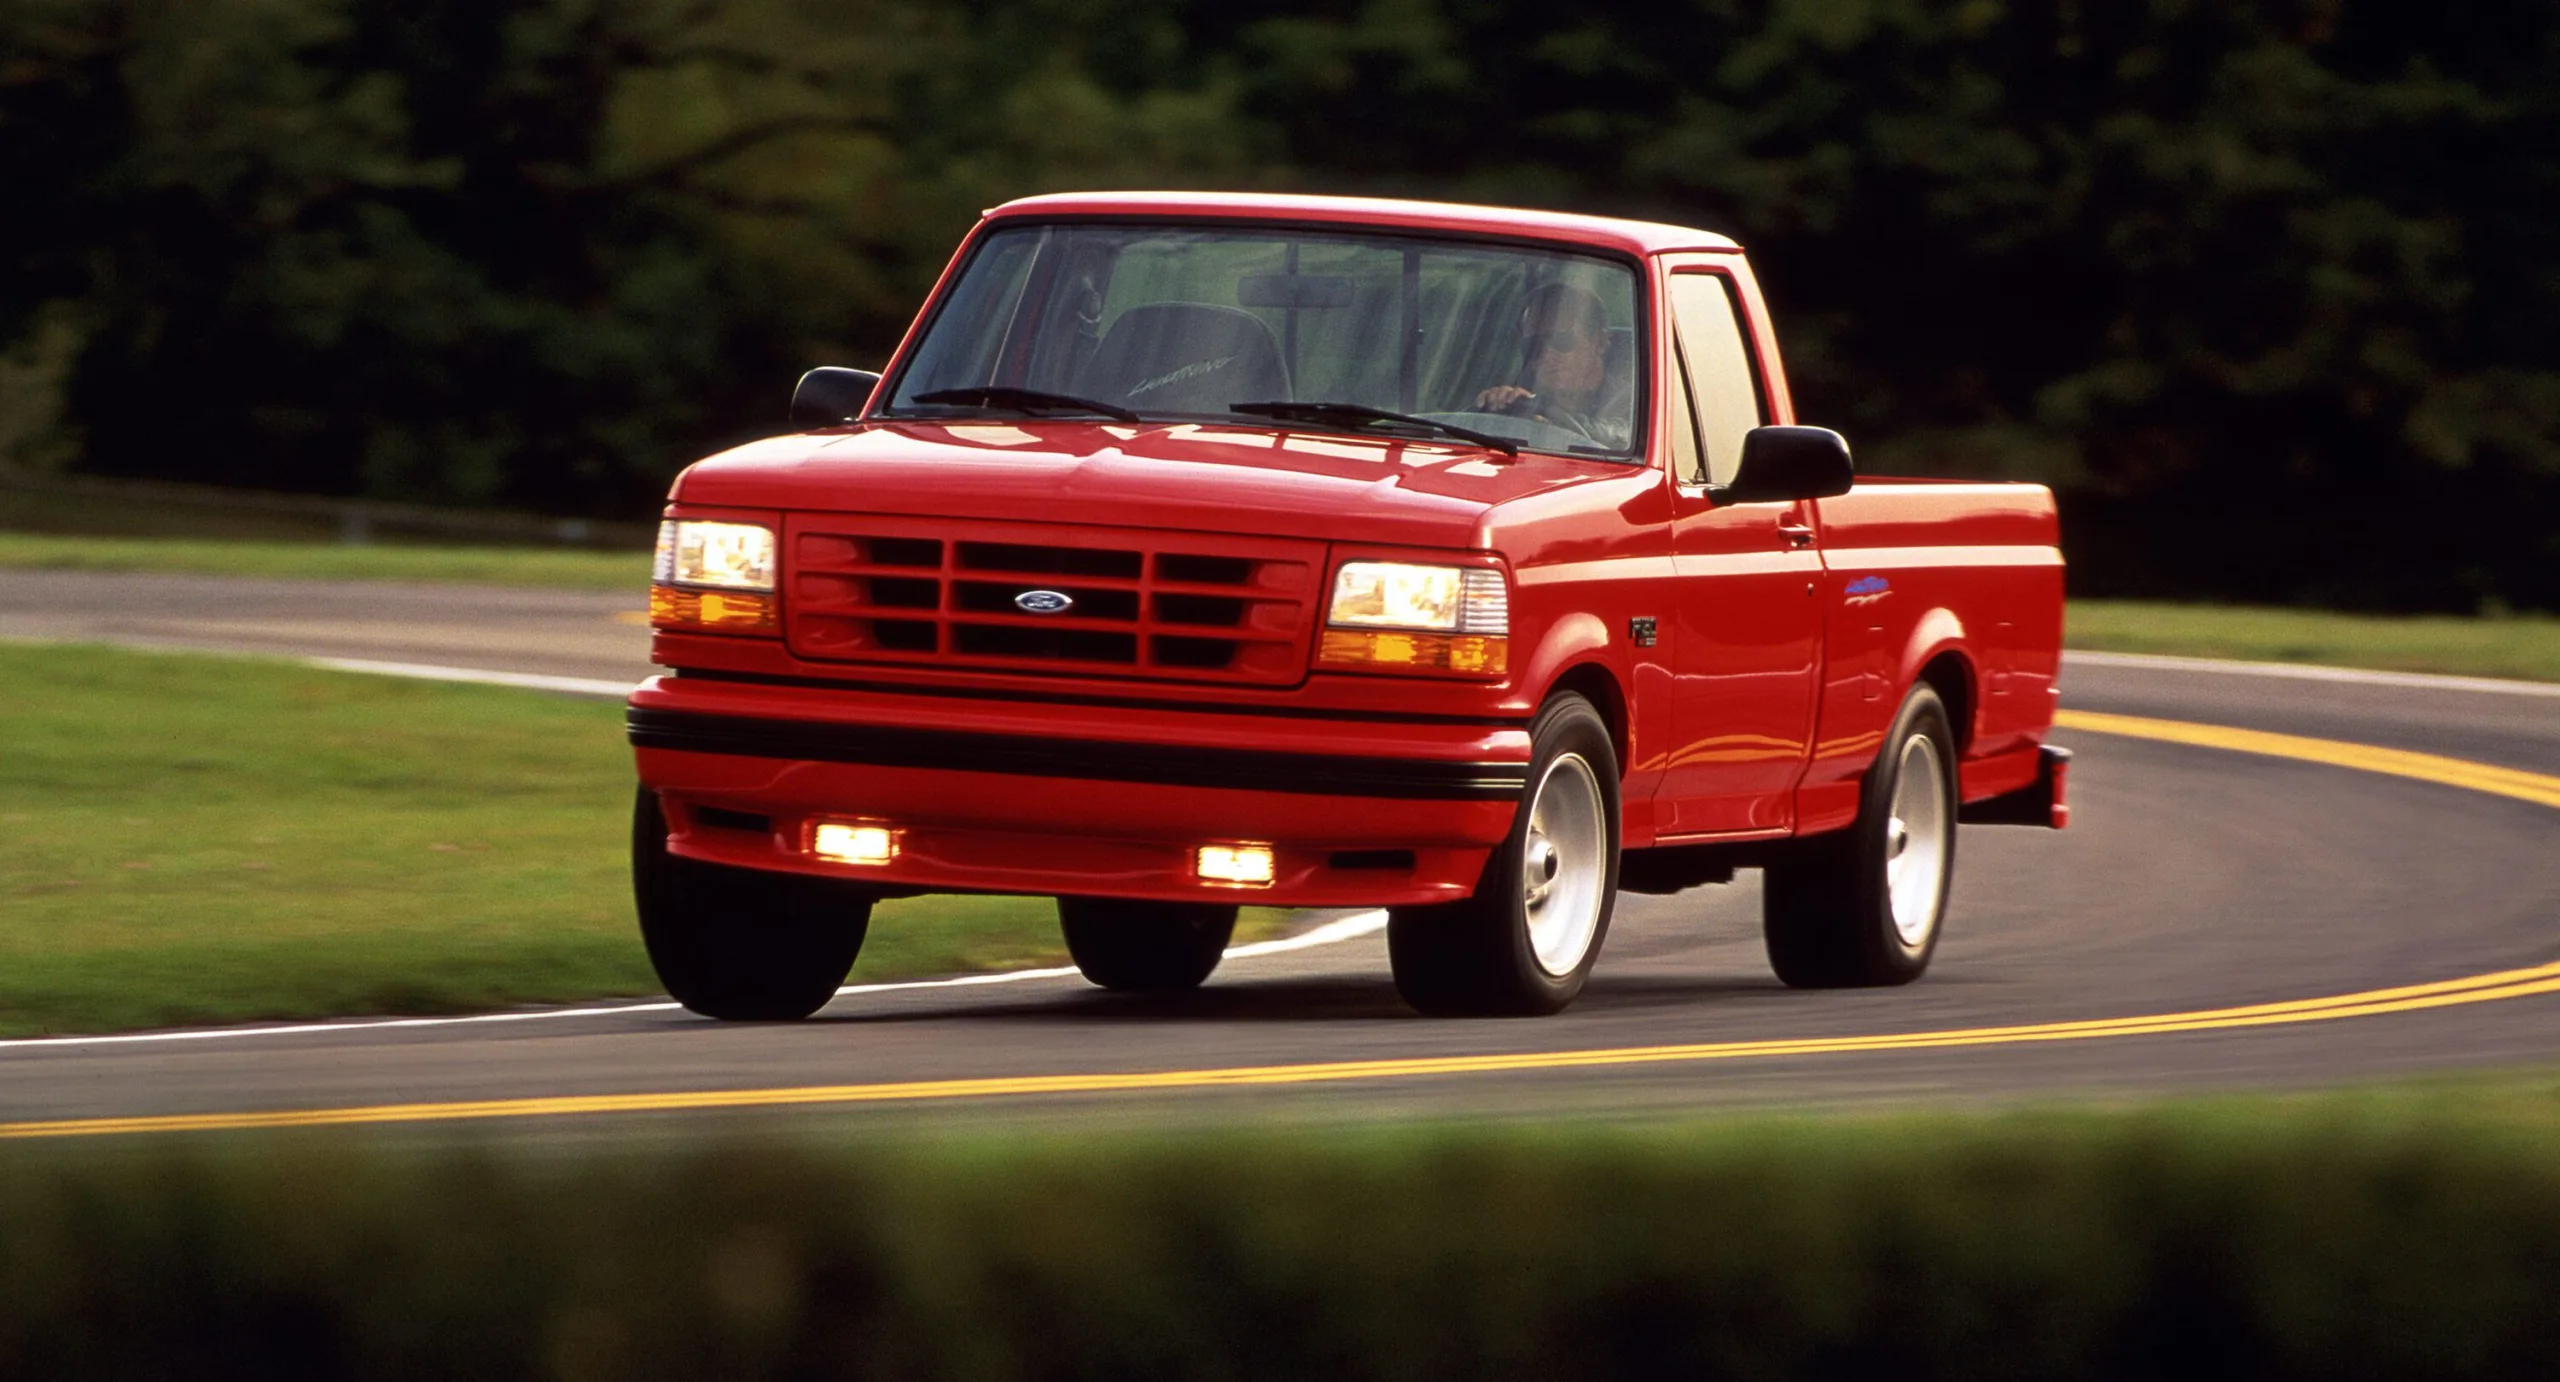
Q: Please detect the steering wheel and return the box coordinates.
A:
[1523,398,1603,443]
[1473,387,1592,442]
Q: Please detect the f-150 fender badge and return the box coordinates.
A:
[1015,589,1075,614]
[1629,616,1658,647]
[1843,576,1892,606]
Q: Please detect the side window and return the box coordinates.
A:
[1667,340,1705,486]
[1666,272,1765,487]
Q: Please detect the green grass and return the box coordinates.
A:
[0,644,1287,1037]
[2069,599,2560,682]
[0,531,646,590]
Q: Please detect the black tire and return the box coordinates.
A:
[1057,897,1238,991]
[1762,684,1958,988]
[632,789,872,1020]
[1387,692,1620,1016]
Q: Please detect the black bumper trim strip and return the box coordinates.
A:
[628,708,1530,801]
[663,666,1530,728]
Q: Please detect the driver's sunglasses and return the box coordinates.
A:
[1526,322,1600,354]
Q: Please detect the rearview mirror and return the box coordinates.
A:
[791,367,882,429]
[1711,426,1854,504]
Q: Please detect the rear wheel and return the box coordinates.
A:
[1387,692,1619,1016]
[632,789,871,1020]
[1057,897,1238,991]
[1762,684,1957,987]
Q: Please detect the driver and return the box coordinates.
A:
[1473,283,1630,445]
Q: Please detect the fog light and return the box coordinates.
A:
[812,822,897,865]
[1196,843,1275,887]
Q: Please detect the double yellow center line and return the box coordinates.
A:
[2054,709,2560,810]
[9,957,2558,1140]
[6,707,2555,1139]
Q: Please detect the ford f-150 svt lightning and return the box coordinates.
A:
[629,191,2068,1019]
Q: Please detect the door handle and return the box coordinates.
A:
[1777,522,1815,548]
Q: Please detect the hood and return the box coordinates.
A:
[670,420,1628,551]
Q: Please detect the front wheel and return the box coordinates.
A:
[632,789,872,1020]
[1387,692,1620,1016]
[1761,684,1957,987]
[1057,898,1238,992]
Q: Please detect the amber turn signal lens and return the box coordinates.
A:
[1317,629,1508,676]
[650,583,778,634]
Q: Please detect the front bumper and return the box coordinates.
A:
[628,674,1532,906]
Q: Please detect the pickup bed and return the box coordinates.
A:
[629,191,2066,1018]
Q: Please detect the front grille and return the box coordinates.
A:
[783,516,1322,685]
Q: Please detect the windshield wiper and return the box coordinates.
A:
[908,386,1139,422]
[1226,401,1519,455]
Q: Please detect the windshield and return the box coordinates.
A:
[882,222,1646,460]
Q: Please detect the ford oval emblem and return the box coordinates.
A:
[1015,589,1074,615]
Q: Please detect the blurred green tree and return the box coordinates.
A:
[0,0,1259,513]
[2,0,2554,606]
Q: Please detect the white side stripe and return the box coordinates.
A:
[308,650,2560,705]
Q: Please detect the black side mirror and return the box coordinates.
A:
[1710,425,1854,504]
[791,367,882,429]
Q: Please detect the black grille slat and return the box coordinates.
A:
[872,620,938,652]
[869,577,940,610]
[1157,554,1253,585]
[869,538,943,568]
[959,542,1143,580]
[1152,636,1238,669]
[956,626,1138,663]
[1153,593,1246,628]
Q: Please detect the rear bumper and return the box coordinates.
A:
[628,674,1530,906]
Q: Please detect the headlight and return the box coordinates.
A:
[1326,562,1508,634]
[654,520,776,592]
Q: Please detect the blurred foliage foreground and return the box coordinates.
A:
[3,1106,2558,1379]
[4,0,2558,611]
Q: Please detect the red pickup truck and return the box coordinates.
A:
[629,191,2067,1020]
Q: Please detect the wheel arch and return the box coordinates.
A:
[1914,650,1978,755]
[1514,607,1633,780]
[1544,661,1630,779]
[1894,608,1979,755]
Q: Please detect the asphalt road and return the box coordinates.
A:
[0,568,652,684]
[3,569,2555,1135]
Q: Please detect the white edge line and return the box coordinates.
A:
[2063,649,2560,698]
[0,1001,686,1050]
[1214,908,1390,961]
[307,656,637,698]
[0,913,1391,1052]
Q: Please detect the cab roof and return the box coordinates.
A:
[984,191,1742,258]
